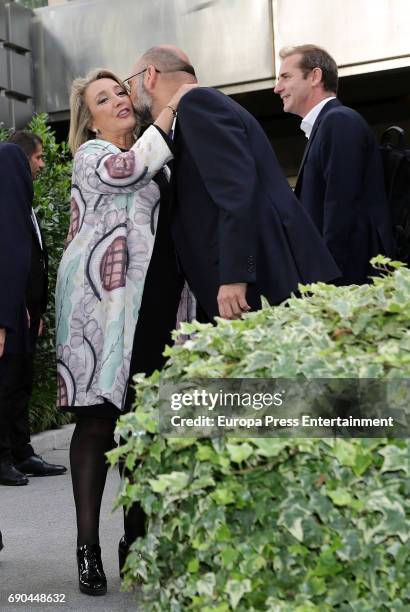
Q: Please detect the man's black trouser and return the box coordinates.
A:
[0,316,40,464]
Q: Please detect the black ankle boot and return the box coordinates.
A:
[77,544,107,596]
[118,536,129,576]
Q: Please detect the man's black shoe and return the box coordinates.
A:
[15,454,67,477]
[0,461,29,486]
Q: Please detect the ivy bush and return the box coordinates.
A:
[110,258,410,611]
[0,114,72,432]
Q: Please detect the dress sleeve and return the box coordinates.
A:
[75,125,173,194]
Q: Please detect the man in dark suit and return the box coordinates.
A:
[274,44,394,285]
[0,132,66,486]
[127,45,340,322]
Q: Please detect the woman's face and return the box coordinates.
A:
[85,78,136,138]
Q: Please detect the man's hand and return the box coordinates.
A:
[217,283,250,320]
[0,328,6,358]
[38,318,45,337]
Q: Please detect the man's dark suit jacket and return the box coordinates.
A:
[26,212,48,321]
[0,143,33,354]
[171,87,340,320]
[294,98,394,285]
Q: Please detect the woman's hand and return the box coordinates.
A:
[154,84,199,135]
[167,84,199,111]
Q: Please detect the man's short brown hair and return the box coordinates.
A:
[7,131,43,158]
[279,44,338,93]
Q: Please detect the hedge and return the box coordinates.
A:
[109,258,410,611]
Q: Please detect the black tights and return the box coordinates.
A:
[70,415,146,547]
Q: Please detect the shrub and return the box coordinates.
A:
[0,115,72,432]
[110,258,410,611]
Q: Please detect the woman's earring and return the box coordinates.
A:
[94,128,100,136]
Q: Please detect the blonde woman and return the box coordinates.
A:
[56,68,194,595]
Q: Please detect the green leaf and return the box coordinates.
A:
[196,572,216,597]
[278,503,309,542]
[221,546,238,567]
[380,444,410,475]
[148,471,189,493]
[225,578,252,609]
[211,488,235,505]
[327,488,353,507]
[305,576,326,596]
[330,440,357,467]
[215,523,232,542]
[188,558,199,573]
[249,438,290,457]
[353,450,374,476]
[287,517,304,542]
[196,445,220,462]
[167,438,197,450]
[226,442,253,463]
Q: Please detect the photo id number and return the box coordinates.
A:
[8,593,66,604]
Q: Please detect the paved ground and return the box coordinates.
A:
[0,441,141,611]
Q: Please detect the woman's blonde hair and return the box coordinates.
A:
[68,68,129,155]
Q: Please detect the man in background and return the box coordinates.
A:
[0,131,66,486]
[127,45,340,322]
[274,44,394,285]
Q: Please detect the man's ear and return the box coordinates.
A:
[145,64,159,92]
[311,67,323,87]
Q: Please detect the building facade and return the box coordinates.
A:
[2,0,410,175]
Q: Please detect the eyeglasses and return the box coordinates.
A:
[124,64,196,85]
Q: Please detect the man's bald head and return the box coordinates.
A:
[130,45,197,123]
[136,45,195,81]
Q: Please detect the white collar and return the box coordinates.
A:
[170,116,177,140]
[300,96,336,139]
[31,208,43,249]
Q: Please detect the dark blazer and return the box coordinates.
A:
[0,143,33,354]
[294,98,395,285]
[171,87,340,320]
[26,212,48,319]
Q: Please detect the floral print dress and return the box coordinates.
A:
[56,126,173,411]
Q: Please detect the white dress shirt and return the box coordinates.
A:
[31,208,43,249]
[300,96,336,139]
